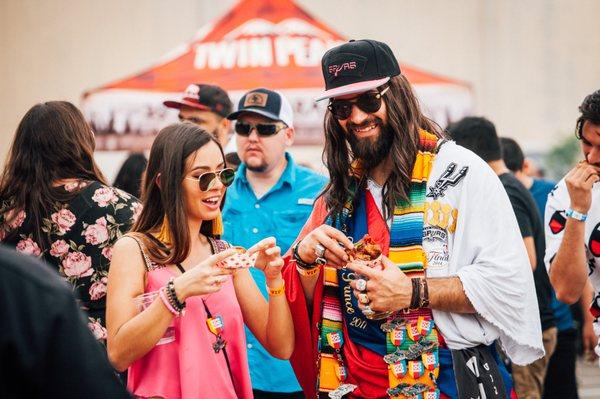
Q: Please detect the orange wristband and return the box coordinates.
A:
[267,281,285,296]
[296,264,319,277]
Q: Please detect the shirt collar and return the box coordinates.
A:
[237,152,297,190]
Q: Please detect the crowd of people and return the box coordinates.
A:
[0,38,598,399]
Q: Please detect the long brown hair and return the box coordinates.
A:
[322,75,444,221]
[0,101,106,248]
[132,123,225,265]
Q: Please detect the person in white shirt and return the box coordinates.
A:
[282,38,543,399]
[544,89,600,362]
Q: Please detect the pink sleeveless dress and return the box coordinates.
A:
[127,238,253,399]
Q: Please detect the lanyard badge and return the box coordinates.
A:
[422,351,439,371]
[389,327,406,347]
[418,316,434,337]
[408,360,424,379]
[327,331,344,349]
[424,389,441,399]
[390,360,407,378]
[206,315,226,353]
[207,315,224,335]
[407,321,422,342]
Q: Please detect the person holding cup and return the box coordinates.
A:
[106,123,294,399]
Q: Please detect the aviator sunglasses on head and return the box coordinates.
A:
[234,121,287,137]
[328,86,390,120]
[185,168,235,191]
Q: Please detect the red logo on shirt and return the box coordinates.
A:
[588,222,600,257]
[549,211,566,235]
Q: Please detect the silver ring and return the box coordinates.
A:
[363,305,374,316]
[314,243,326,258]
[356,278,367,292]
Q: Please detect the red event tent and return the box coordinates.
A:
[83,0,472,150]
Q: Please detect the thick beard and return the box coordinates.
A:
[347,118,394,170]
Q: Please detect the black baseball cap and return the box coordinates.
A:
[316,39,401,101]
[164,83,233,118]
[227,88,294,127]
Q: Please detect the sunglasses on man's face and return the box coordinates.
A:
[234,121,287,137]
[328,86,390,120]
[185,168,235,191]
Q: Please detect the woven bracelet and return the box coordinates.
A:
[409,277,421,309]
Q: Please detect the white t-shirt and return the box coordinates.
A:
[367,141,543,365]
[544,178,600,356]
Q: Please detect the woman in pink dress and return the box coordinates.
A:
[106,123,294,399]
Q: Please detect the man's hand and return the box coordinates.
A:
[296,225,353,268]
[565,161,600,214]
[347,256,412,312]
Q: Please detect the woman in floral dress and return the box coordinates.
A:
[0,101,141,345]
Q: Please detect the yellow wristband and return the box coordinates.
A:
[296,264,319,277]
[267,281,285,296]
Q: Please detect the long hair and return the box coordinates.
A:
[113,152,148,198]
[131,123,225,265]
[322,74,444,221]
[0,101,106,249]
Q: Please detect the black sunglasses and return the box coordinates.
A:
[234,121,287,137]
[328,86,390,120]
[185,168,235,191]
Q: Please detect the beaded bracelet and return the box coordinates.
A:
[292,241,318,270]
[267,281,285,296]
[159,287,181,316]
[166,277,186,313]
[296,264,320,278]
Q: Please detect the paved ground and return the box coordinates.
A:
[577,358,600,398]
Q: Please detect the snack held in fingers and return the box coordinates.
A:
[220,246,258,269]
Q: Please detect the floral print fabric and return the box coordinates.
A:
[0,180,141,344]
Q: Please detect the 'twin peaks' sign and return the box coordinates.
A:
[194,18,343,70]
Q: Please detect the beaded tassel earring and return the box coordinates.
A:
[157,215,172,245]
[212,212,223,236]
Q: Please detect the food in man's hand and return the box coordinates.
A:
[346,234,382,262]
[220,246,258,269]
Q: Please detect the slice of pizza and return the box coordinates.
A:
[220,246,258,269]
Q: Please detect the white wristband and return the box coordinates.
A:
[566,208,587,221]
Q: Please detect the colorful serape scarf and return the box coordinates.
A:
[317,130,442,399]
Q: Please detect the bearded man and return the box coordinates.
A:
[282,39,543,399]
[544,89,600,365]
